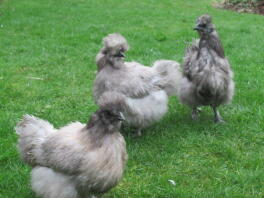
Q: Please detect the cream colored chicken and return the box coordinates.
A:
[15,104,127,198]
[93,33,182,135]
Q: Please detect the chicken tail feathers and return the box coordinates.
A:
[183,39,199,76]
[153,60,182,96]
[15,115,55,166]
[184,39,199,60]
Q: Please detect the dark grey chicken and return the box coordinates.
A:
[178,15,234,122]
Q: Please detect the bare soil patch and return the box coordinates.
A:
[215,1,264,15]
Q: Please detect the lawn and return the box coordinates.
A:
[0,0,264,197]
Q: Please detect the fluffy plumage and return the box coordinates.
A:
[178,15,235,122]
[93,33,181,135]
[15,105,127,198]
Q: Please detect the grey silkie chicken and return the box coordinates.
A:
[93,33,182,136]
[15,103,127,198]
[178,15,235,122]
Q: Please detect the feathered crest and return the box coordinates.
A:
[102,33,129,52]
[196,14,212,25]
[97,91,126,111]
[87,92,126,129]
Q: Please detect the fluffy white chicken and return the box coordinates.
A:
[15,104,127,198]
[93,33,182,136]
[178,15,235,122]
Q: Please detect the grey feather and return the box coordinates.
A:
[93,33,181,133]
[178,15,235,122]
[15,106,127,198]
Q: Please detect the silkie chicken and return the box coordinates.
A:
[178,14,234,122]
[15,104,127,198]
[93,33,182,136]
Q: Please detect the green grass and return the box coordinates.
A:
[1,0,264,197]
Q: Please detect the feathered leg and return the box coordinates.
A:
[191,107,200,120]
[136,128,142,137]
[211,106,224,123]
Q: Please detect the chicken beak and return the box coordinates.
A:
[117,112,125,121]
[114,51,125,58]
[119,51,125,58]
[193,25,203,31]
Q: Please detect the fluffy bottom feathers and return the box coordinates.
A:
[125,90,168,127]
[98,90,168,129]
[31,166,79,198]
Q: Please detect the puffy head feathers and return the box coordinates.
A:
[102,33,129,52]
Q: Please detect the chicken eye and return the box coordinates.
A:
[104,110,111,116]
[113,50,124,58]
[105,110,115,118]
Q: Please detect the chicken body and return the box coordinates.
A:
[94,61,168,128]
[93,33,181,135]
[178,15,234,122]
[16,107,127,198]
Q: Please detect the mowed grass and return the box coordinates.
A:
[0,0,264,197]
